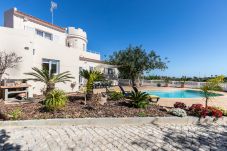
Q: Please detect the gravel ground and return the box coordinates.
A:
[0,94,169,120]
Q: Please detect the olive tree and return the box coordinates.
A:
[108,45,168,86]
[0,51,22,82]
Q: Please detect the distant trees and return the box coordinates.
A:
[0,51,22,82]
[144,75,227,82]
[108,45,168,86]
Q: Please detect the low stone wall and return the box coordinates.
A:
[0,116,226,127]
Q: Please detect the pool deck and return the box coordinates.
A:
[94,86,227,109]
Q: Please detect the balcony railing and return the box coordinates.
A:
[104,74,118,80]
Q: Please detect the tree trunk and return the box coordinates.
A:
[205,98,208,109]
[0,74,2,86]
[131,76,136,87]
[46,83,55,95]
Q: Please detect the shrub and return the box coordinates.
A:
[9,108,22,120]
[44,89,68,111]
[211,108,223,118]
[174,102,187,109]
[170,108,187,117]
[200,107,223,119]
[129,91,149,108]
[189,104,223,119]
[108,92,124,101]
[189,104,203,116]
[212,106,227,116]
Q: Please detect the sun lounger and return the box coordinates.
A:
[148,95,160,103]
[118,85,131,97]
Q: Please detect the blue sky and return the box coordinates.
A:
[0,0,227,77]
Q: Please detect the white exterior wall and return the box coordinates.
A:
[0,8,105,96]
[12,15,66,45]
[80,51,100,60]
[0,27,79,95]
[4,8,66,45]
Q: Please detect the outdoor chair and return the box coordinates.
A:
[118,85,131,97]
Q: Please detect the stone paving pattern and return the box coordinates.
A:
[1,124,227,151]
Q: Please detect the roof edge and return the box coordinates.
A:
[13,9,66,33]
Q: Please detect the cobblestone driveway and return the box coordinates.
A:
[1,124,227,151]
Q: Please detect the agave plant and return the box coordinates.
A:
[129,91,149,108]
[25,67,74,95]
[79,69,104,94]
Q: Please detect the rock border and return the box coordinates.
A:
[0,116,226,127]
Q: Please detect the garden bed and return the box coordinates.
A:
[0,94,170,120]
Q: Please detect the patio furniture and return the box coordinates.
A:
[118,85,131,97]
[0,84,30,101]
[148,95,160,103]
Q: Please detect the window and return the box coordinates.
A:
[36,29,43,37]
[24,26,35,32]
[36,29,53,41]
[108,68,114,75]
[42,59,60,74]
[44,32,52,40]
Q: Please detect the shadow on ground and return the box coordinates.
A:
[0,129,21,150]
[131,125,227,150]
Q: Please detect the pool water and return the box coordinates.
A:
[145,90,223,98]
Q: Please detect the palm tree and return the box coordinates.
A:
[79,69,104,94]
[25,67,74,95]
[201,75,224,108]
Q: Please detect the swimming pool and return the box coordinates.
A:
[145,90,223,98]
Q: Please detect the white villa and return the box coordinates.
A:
[0,8,118,97]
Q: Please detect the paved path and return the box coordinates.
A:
[1,124,227,151]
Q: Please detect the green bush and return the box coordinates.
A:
[44,89,68,111]
[108,92,124,101]
[129,91,149,108]
[10,108,22,120]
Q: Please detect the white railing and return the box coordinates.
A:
[118,79,227,91]
[118,79,131,86]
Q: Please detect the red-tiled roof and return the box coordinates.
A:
[14,10,66,33]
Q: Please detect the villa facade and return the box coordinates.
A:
[0,8,118,96]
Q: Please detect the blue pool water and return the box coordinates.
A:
[145,90,223,98]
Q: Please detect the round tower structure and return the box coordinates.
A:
[66,27,87,51]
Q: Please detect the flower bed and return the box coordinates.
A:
[0,94,170,120]
[172,102,226,120]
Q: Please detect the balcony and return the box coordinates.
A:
[103,73,118,80]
